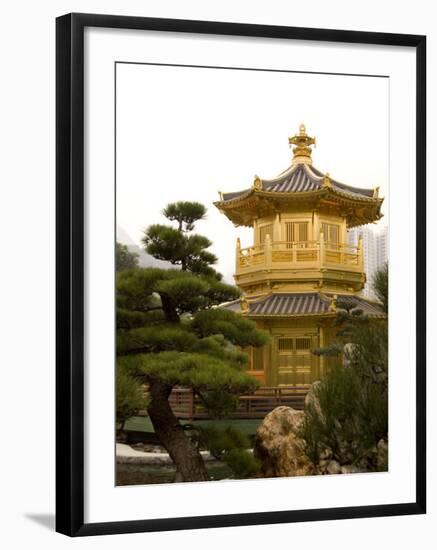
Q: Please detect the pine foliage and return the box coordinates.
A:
[142,201,220,278]
[116,368,148,430]
[195,426,260,478]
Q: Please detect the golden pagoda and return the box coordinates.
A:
[214,125,385,387]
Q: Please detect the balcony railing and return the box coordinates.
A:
[236,237,363,272]
[167,386,310,419]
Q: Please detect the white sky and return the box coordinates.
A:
[116,63,389,282]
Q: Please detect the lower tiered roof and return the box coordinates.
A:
[223,292,385,318]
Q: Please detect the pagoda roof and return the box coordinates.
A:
[219,163,376,203]
[222,292,385,318]
[214,125,384,228]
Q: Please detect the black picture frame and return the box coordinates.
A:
[56,12,426,537]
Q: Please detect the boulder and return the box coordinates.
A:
[253,406,314,478]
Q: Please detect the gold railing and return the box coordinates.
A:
[237,238,362,271]
[272,240,319,263]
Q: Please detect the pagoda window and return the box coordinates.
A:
[295,337,312,351]
[285,222,309,248]
[278,337,312,352]
[278,337,294,352]
[321,222,340,245]
[242,346,265,371]
[259,224,273,245]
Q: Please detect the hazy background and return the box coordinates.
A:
[116,63,389,282]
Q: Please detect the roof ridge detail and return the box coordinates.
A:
[218,163,378,203]
[302,163,324,182]
[310,165,374,197]
[261,163,300,186]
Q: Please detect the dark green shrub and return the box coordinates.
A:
[302,324,388,469]
[302,265,388,470]
[116,368,148,430]
[195,426,260,479]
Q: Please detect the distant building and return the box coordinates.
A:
[348,225,388,299]
[376,225,388,269]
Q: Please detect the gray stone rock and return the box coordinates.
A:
[304,381,323,418]
[377,438,388,470]
[319,447,333,461]
[342,342,356,368]
[326,460,341,475]
[340,464,364,474]
[318,459,330,470]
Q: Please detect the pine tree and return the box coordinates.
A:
[143,201,220,279]
[116,202,268,481]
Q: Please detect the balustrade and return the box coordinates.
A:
[236,239,362,272]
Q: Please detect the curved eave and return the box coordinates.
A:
[247,311,386,319]
[216,186,381,206]
[256,187,381,204]
[248,311,337,319]
[214,188,384,227]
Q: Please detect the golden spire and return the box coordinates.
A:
[289,124,315,165]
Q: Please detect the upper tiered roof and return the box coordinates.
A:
[214,125,383,228]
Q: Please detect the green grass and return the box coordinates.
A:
[124,416,261,436]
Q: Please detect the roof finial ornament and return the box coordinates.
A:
[329,294,338,312]
[322,173,331,189]
[253,175,262,190]
[289,124,316,166]
[240,296,250,314]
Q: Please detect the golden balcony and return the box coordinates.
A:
[235,235,363,278]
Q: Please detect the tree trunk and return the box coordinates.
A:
[159,294,180,323]
[147,381,209,482]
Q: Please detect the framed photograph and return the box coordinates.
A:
[56,13,426,536]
